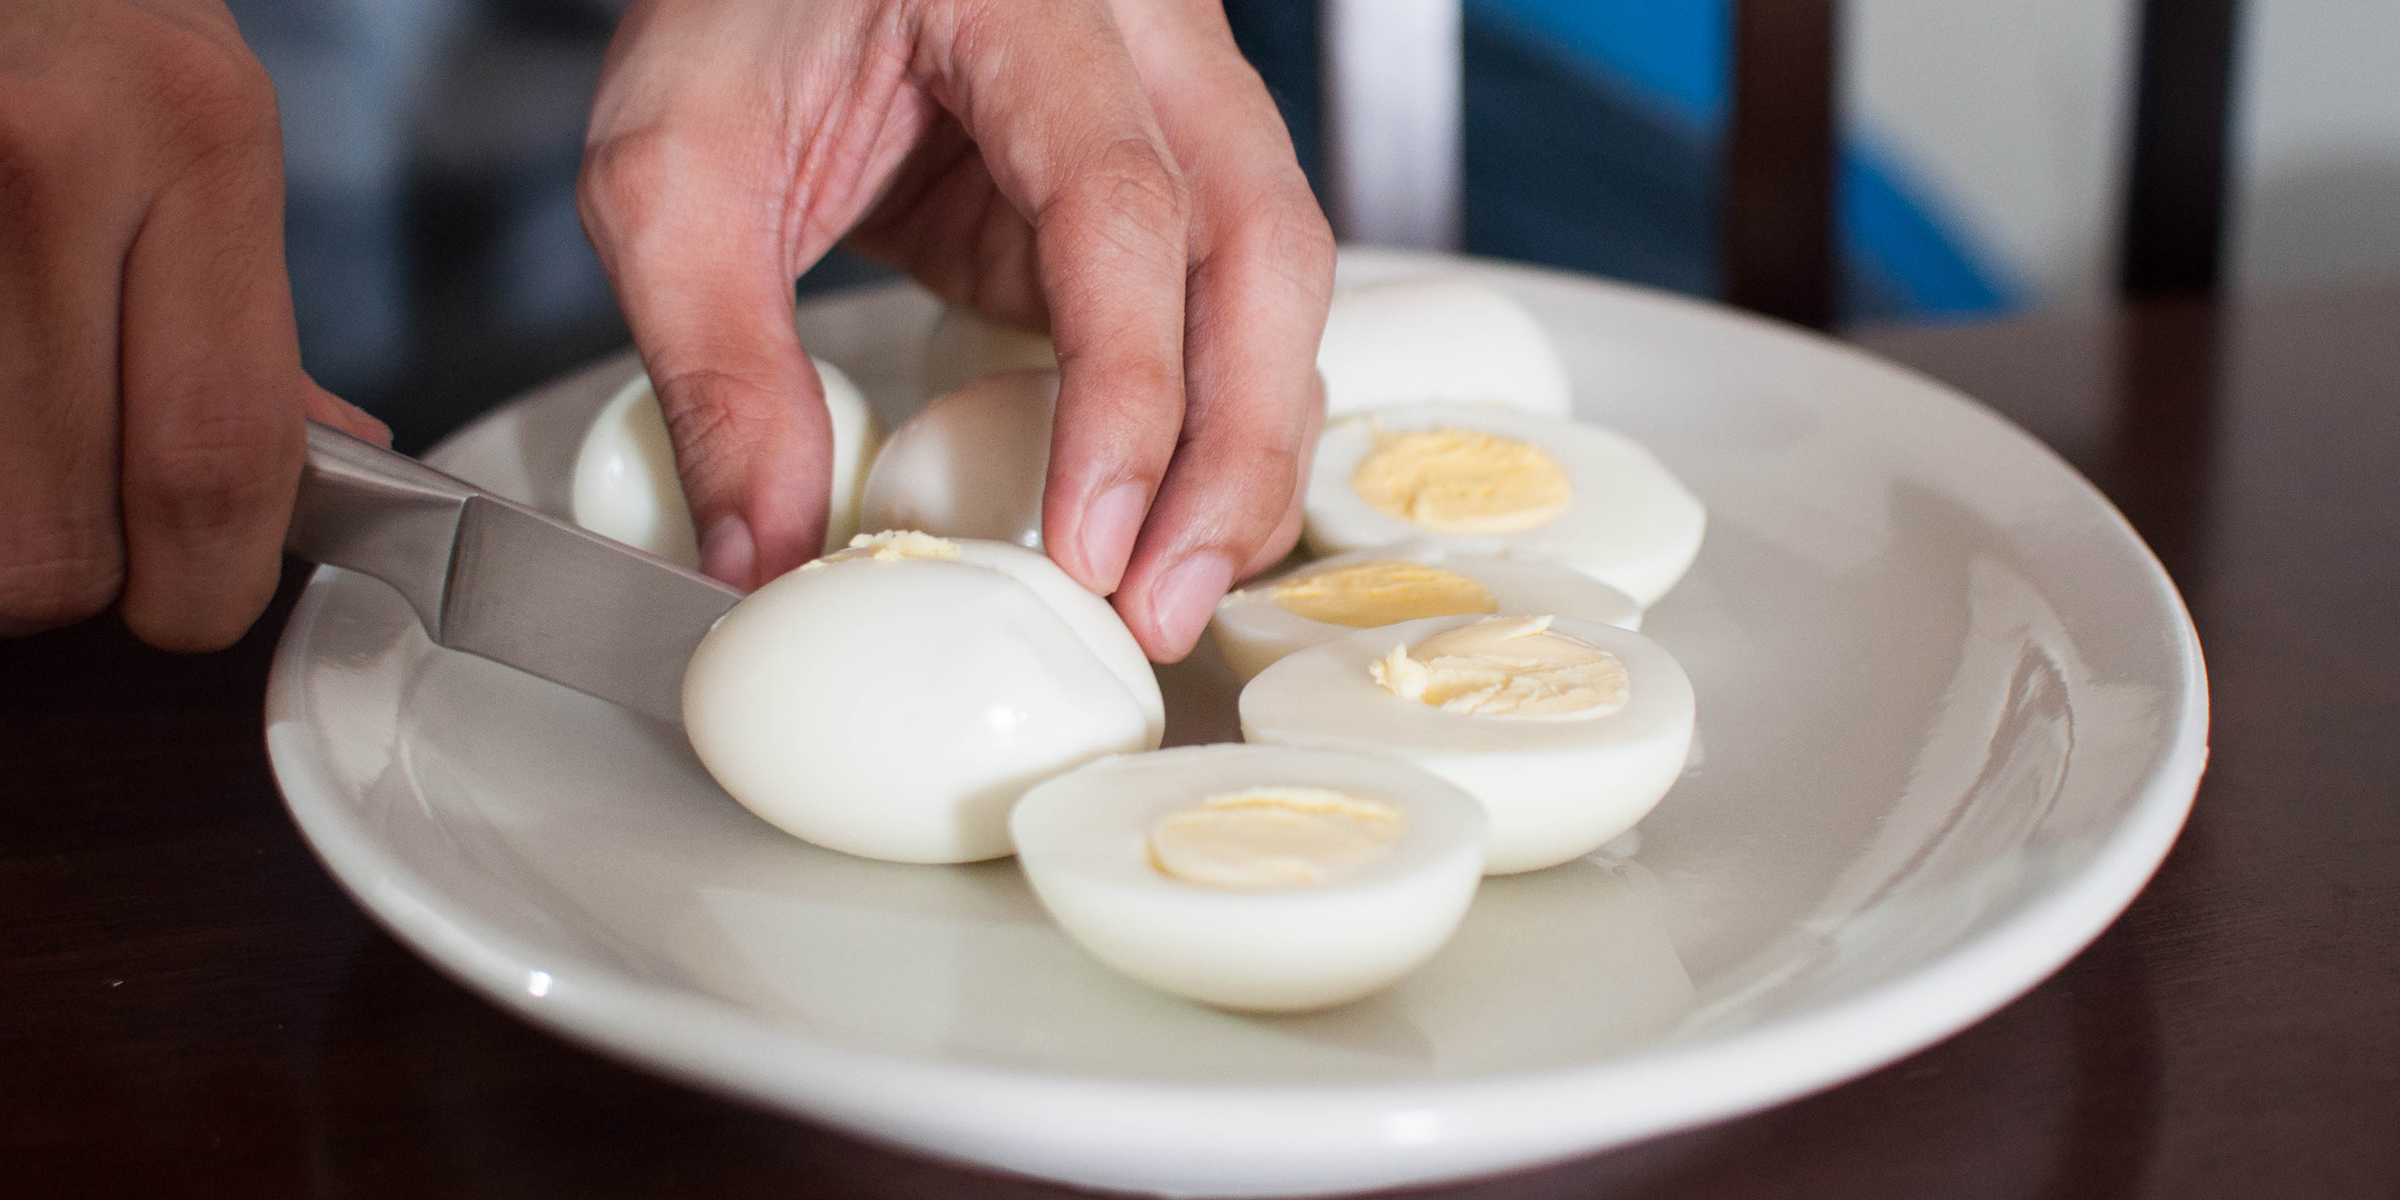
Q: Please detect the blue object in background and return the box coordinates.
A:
[1467,0,2018,321]
[1228,0,2020,322]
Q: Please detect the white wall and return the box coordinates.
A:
[1841,0,2139,311]
[1844,0,2400,311]
[2230,0,2400,290]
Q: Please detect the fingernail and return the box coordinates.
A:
[1080,482,1149,593]
[699,514,758,590]
[1151,551,1234,656]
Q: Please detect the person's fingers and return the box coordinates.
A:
[1113,222,1330,657]
[580,111,830,590]
[900,0,1195,598]
[0,93,134,638]
[1239,369,1323,580]
[1102,1,1336,658]
[846,114,1047,331]
[112,40,314,652]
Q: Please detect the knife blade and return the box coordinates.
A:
[283,420,742,723]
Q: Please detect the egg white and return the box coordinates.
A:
[1210,542,1644,683]
[859,369,1056,550]
[1304,403,1706,607]
[682,537,1162,864]
[1317,277,1573,419]
[571,358,881,564]
[1239,614,1695,874]
[1010,744,1487,1011]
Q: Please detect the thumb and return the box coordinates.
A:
[578,134,831,589]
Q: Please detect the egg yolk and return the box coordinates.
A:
[1268,560,1500,628]
[808,529,961,566]
[1370,614,1628,717]
[1149,786,1406,890]
[1351,426,1572,534]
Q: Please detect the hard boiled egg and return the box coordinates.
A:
[859,369,1055,549]
[1209,543,1643,683]
[1010,744,1486,1011]
[683,531,1164,864]
[1317,276,1573,418]
[572,358,882,564]
[921,277,1570,423]
[1240,613,1695,874]
[1303,403,1706,606]
[922,306,1058,397]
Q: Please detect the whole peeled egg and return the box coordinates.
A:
[683,531,1164,864]
[859,369,1056,550]
[922,306,1058,397]
[1317,276,1573,419]
[572,358,881,563]
[1011,744,1487,1011]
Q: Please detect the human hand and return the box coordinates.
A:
[0,0,389,650]
[579,0,1333,660]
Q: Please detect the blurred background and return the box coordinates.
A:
[223,0,2400,453]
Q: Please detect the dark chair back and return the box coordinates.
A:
[1723,0,2243,328]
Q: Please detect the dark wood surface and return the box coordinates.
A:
[5,288,2396,1198]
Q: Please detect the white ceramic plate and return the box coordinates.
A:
[265,250,2207,1197]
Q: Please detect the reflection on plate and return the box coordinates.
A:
[266,249,2205,1197]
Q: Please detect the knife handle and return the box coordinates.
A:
[284,420,476,637]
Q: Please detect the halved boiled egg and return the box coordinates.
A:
[1209,542,1643,683]
[1010,744,1486,1011]
[1304,403,1706,606]
[571,358,881,564]
[1317,276,1572,418]
[683,531,1163,864]
[1240,613,1695,874]
[922,306,1058,397]
[859,369,1054,550]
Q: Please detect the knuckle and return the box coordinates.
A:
[0,535,123,633]
[132,408,295,536]
[1071,135,1191,233]
[1220,187,1337,295]
[135,23,278,159]
[653,367,780,498]
[578,127,677,244]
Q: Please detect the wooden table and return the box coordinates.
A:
[5,288,2394,1198]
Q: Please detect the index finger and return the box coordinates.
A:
[910,0,1194,598]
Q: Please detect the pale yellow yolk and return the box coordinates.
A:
[807,529,962,568]
[1149,786,1407,890]
[1351,426,1572,534]
[1369,614,1628,717]
[1268,560,1500,628]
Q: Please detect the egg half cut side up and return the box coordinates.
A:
[1011,744,1487,1011]
[571,359,882,564]
[1210,542,1644,683]
[683,532,1163,865]
[1303,403,1706,608]
[1239,613,1696,874]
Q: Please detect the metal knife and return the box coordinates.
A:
[283,420,742,724]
